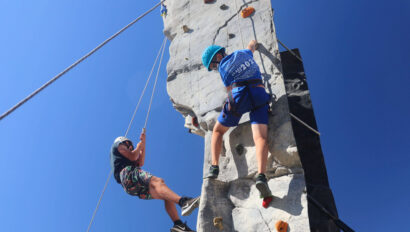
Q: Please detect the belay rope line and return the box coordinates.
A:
[276,39,320,136]
[125,37,167,137]
[0,0,165,122]
[234,0,245,48]
[86,37,167,232]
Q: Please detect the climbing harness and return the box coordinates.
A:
[0,0,166,122]
[226,79,269,117]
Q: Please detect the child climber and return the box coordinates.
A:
[202,40,273,206]
[110,130,199,231]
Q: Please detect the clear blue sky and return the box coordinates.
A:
[0,0,408,231]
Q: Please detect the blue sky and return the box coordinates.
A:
[0,0,408,231]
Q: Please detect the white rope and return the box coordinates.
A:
[277,39,303,62]
[86,169,113,232]
[144,37,167,129]
[234,0,245,48]
[125,37,167,137]
[0,0,165,122]
[290,113,321,136]
[276,39,318,135]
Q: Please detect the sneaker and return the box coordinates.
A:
[204,165,219,179]
[256,174,272,198]
[181,196,200,216]
[170,222,195,232]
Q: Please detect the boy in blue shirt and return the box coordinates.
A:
[202,40,272,201]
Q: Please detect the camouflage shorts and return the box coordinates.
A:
[120,166,153,200]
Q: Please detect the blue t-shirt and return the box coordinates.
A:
[218,49,262,87]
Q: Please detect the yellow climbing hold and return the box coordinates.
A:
[213,217,223,230]
[182,25,190,33]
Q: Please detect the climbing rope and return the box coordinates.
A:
[125,37,167,137]
[289,113,320,136]
[86,38,167,232]
[0,0,165,122]
[234,0,245,48]
[86,169,113,232]
[144,37,167,129]
[307,195,355,232]
[276,39,320,136]
[277,39,303,62]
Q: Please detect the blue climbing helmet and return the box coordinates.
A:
[202,45,225,71]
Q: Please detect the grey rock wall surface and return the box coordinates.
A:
[162,0,310,231]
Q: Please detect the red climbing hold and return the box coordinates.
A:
[192,117,199,127]
[262,196,273,208]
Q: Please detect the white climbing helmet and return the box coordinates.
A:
[114,136,132,145]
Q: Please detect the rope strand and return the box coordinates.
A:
[234,0,245,48]
[125,37,167,137]
[289,113,321,136]
[0,0,165,122]
[144,38,167,129]
[86,169,113,232]
[277,39,303,62]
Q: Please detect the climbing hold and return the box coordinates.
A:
[182,25,190,33]
[228,33,235,39]
[192,117,199,127]
[262,196,273,208]
[241,6,255,18]
[235,143,244,155]
[204,0,215,3]
[185,57,189,60]
[275,220,288,232]
[220,4,228,10]
[213,217,223,230]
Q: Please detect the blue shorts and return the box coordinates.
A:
[218,86,270,127]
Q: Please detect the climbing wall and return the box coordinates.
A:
[163,0,310,231]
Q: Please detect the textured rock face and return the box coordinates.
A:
[163,0,310,231]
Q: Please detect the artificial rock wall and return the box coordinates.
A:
[163,0,310,231]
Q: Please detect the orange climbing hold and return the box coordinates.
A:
[262,196,273,208]
[275,220,288,232]
[241,6,255,18]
